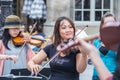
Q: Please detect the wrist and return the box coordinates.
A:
[82,54,87,57]
[6,55,10,60]
[28,61,35,66]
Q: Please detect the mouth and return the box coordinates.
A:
[66,33,74,37]
[13,33,19,37]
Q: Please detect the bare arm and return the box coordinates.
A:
[76,53,87,73]
[69,38,87,73]
[73,38,87,73]
[0,55,8,60]
[27,49,47,74]
[78,39,113,80]
[0,55,18,62]
[89,51,113,80]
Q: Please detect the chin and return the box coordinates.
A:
[68,36,73,39]
[12,35,18,37]
[66,37,73,40]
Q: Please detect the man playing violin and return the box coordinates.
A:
[27,16,87,80]
[0,15,35,76]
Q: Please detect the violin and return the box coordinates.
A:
[57,34,99,52]
[100,21,120,51]
[12,34,46,46]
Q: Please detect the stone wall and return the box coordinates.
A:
[114,0,120,20]
[20,0,120,36]
[46,0,71,23]
[44,0,71,36]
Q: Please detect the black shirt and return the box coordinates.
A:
[43,44,80,80]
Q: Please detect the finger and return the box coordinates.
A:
[11,56,18,62]
[33,65,40,75]
[36,65,40,74]
[31,67,34,76]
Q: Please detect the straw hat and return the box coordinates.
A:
[4,15,22,29]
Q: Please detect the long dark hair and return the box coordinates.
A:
[53,16,75,47]
[2,29,11,49]
[113,44,120,80]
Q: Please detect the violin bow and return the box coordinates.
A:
[29,22,37,35]
[37,51,61,74]
[18,22,37,56]
[75,25,88,38]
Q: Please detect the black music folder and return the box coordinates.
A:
[10,68,31,76]
[10,68,51,77]
[0,74,43,80]
[0,68,51,80]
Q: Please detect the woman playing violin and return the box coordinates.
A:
[27,16,87,80]
[0,15,35,76]
[92,12,117,80]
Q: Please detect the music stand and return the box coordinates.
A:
[39,68,51,78]
[0,68,51,80]
[10,68,31,76]
[0,74,43,80]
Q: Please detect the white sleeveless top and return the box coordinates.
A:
[3,41,28,75]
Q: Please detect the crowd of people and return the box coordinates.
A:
[0,11,119,80]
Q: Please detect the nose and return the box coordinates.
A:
[66,27,71,31]
[13,28,20,32]
[67,27,74,33]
